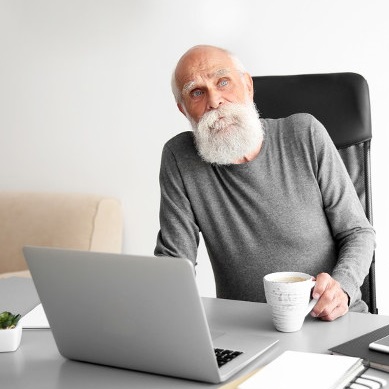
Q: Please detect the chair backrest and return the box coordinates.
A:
[252,73,377,313]
[0,192,124,277]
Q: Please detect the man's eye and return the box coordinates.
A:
[219,79,229,87]
[191,89,203,98]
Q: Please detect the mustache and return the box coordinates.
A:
[199,104,245,132]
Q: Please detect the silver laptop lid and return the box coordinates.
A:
[23,246,222,382]
[24,246,278,384]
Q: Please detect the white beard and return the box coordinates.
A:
[189,102,264,165]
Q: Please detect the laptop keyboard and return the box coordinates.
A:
[214,348,243,367]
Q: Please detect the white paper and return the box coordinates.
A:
[238,351,364,389]
[20,303,50,329]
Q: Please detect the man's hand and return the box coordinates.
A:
[310,273,349,321]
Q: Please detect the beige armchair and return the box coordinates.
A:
[0,192,123,278]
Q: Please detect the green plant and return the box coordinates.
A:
[0,311,21,329]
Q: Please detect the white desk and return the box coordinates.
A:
[1,277,389,388]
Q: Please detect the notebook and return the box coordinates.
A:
[330,324,389,373]
[23,246,278,384]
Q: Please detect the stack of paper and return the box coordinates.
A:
[19,303,50,329]
[238,351,365,389]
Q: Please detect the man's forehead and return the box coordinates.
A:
[175,46,242,96]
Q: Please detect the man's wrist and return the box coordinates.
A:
[342,289,350,306]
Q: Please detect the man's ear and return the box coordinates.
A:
[243,73,254,100]
[177,103,187,117]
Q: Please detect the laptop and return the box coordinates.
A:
[23,246,278,384]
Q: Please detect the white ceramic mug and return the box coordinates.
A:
[263,271,317,332]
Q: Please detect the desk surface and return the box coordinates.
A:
[1,277,389,388]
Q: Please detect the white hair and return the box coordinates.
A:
[171,46,247,104]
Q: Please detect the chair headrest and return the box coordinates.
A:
[252,73,372,149]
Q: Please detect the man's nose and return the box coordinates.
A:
[207,89,223,110]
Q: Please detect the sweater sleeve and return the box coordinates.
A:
[154,143,200,265]
[312,116,376,308]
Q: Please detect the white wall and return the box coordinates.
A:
[1,1,388,313]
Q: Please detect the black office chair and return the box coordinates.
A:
[252,73,377,313]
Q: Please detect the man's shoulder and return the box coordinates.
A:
[265,113,319,128]
[164,131,195,151]
[162,131,200,164]
[264,113,325,139]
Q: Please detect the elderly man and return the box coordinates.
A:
[155,45,375,321]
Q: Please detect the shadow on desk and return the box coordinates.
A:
[57,359,215,388]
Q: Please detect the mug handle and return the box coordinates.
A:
[305,280,318,316]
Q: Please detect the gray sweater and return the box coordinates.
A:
[155,113,375,312]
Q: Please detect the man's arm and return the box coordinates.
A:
[154,143,200,264]
[309,116,375,318]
